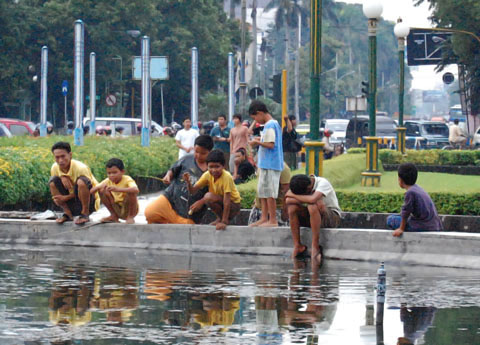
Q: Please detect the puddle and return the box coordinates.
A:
[0,246,479,344]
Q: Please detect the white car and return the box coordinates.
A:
[473,126,480,147]
[83,117,164,136]
[325,119,349,144]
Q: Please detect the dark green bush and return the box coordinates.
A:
[379,149,480,166]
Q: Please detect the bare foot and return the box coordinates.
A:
[249,218,268,227]
[311,251,322,264]
[125,217,135,224]
[292,245,308,258]
[100,216,119,223]
[56,213,73,224]
[258,221,278,227]
[210,218,220,226]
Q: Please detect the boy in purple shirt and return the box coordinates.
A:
[387,163,443,237]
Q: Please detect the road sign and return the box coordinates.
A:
[132,56,169,80]
[407,29,453,66]
[106,94,117,106]
[249,87,264,99]
[61,80,68,96]
[443,72,455,85]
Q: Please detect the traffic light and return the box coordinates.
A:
[268,73,282,103]
[361,81,369,97]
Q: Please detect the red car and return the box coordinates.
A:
[0,118,36,136]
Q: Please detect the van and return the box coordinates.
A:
[345,115,397,148]
[83,117,164,136]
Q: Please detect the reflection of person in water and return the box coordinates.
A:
[89,268,139,324]
[397,305,436,345]
[190,293,240,331]
[48,267,95,326]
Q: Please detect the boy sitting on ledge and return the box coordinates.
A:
[387,163,443,237]
[184,149,241,231]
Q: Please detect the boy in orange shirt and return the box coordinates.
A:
[90,158,139,224]
[183,149,241,230]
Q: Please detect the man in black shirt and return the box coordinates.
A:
[282,115,301,170]
[233,148,255,184]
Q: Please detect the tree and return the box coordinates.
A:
[416,0,480,115]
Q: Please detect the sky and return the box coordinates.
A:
[338,0,457,90]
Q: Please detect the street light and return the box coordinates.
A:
[394,18,410,154]
[361,0,382,187]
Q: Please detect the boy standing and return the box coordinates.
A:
[175,118,199,159]
[184,149,241,231]
[49,141,100,225]
[248,101,283,227]
[145,135,214,224]
[90,158,139,224]
[286,174,341,262]
[386,163,443,237]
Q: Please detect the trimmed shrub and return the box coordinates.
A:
[0,136,177,207]
[379,149,480,166]
[337,191,480,216]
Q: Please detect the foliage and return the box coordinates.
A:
[337,191,480,216]
[379,149,480,166]
[0,0,241,124]
[0,136,177,207]
[416,0,480,113]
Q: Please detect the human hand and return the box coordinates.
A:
[162,173,171,185]
[249,137,260,147]
[189,200,203,213]
[60,176,74,191]
[106,186,120,193]
[183,172,191,183]
[186,147,193,153]
[285,190,294,198]
[393,228,404,237]
[216,222,227,231]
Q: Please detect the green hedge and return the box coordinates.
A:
[379,149,480,166]
[337,191,480,216]
[0,136,177,207]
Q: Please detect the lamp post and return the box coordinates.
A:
[361,0,383,187]
[394,18,410,154]
[305,0,324,177]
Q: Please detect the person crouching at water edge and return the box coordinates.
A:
[144,135,214,224]
[89,158,139,224]
[183,149,241,230]
[49,141,100,225]
[286,174,341,263]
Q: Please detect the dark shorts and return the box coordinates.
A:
[386,215,430,232]
[297,205,341,228]
[49,176,96,216]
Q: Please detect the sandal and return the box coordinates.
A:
[74,214,90,225]
[56,213,73,224]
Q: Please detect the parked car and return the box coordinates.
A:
[83,117,164,136]
[473,126,480,147]
[0,123,13,138]
[405,120,450,149]
[345,115,397,148]
[0,118,35,136]
[324,119,349,144]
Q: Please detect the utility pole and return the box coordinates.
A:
[251,0,258,86]
[240,0,247,116]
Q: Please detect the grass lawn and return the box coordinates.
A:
[339,171,480,194]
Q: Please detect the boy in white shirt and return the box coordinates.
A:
[286,174,341,263]
[175,118,199,158]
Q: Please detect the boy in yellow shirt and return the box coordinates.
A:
[90,158,139,224]
[184,149,241,230]
[49,141,100,225]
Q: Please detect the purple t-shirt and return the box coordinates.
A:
[401,184,443,231]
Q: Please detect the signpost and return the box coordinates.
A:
[406,29,453,66]
[62,80,68,130]
[106,94,117,107]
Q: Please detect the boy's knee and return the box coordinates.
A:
[307,203,319,214]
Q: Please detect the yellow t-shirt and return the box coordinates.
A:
[195,170,241,204]
[50,159,100,210]
[98,175,138,203]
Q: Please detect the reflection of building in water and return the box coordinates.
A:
[48,267,95,326]
[89,268,139,324]
[398,306,436,345]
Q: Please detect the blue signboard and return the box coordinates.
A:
[61,80,68,96]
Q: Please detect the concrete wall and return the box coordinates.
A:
[1,220,479,269]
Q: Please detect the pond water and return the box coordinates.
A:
[0,245,479,345]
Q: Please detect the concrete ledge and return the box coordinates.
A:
[1,219,479,269]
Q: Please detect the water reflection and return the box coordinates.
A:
[0,247,479,345]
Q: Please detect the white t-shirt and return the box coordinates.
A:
[312,176,341,214]
[175,128,199,158]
